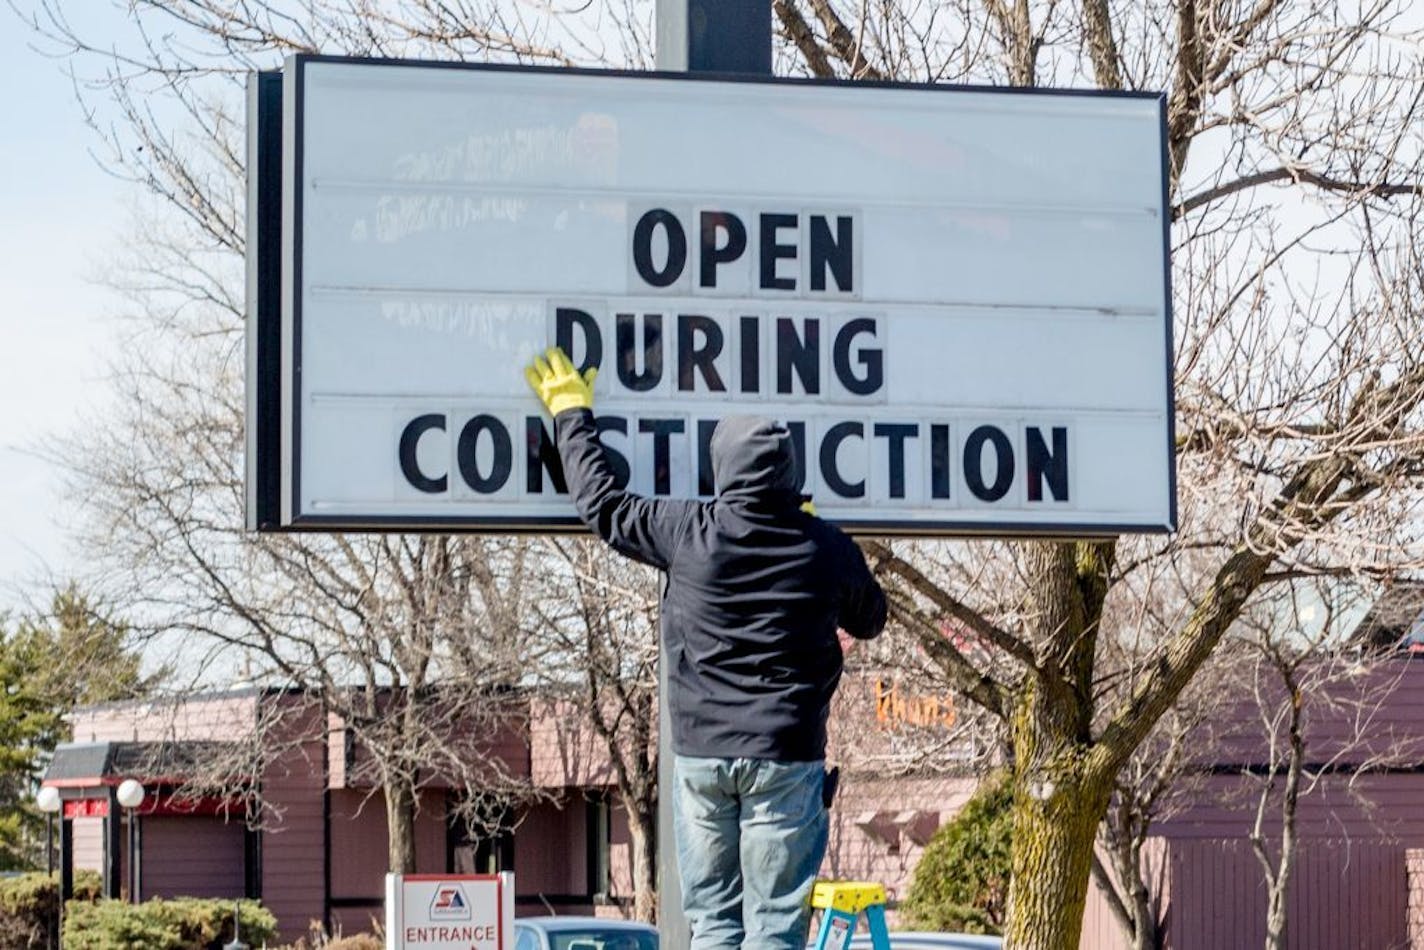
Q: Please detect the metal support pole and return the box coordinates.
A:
[58,818,73,900]
[104,790,122,899]
[656,0,773,74]
[45,813,55,950]
[653,5,772,944]
[128,812,141,904]
[655,658,683,946]
[58,817,72,950]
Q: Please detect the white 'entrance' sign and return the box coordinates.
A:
[385,873,513,950]
[254,55,1174,535]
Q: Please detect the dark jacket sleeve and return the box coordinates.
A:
[554,408,695,571]
[838,538,888,640]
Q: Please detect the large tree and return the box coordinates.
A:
[0,586,154,868]
[775,1,1424,944]
[12,7,563,875]
[822,1,1424,943]
[526,539,661,921]
[16,0,1424,943]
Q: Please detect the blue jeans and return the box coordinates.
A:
[673,755,829,950]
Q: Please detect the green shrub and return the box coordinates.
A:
[901,772,1012,935]
[0,870,102,949]
[63,896,277,950]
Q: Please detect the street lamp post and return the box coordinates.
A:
[35,786,62,950]
[35,786,60,875]
[115,780,146,905]
[223,901,249,950]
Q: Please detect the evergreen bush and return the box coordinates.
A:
[0,870,102,949]
[900,772,1013,934]
[62,896,276,949]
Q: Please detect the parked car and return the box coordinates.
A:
[513,918,998,950]
[514,915,658,950]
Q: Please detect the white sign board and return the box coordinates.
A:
[385,873,513,950]
[257,55,1174,535]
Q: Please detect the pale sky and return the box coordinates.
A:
[0,13,125,611]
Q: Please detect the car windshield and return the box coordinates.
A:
[550,932,657,950]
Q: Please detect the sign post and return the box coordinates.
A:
[385,873,513,950]
[653,5,772,944]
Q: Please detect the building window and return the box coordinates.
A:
[450,799,514,875]
[586,792,611,900]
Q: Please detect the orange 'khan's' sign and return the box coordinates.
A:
[874,678,957,730]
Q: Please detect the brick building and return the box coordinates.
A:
[44,591,1424,948]
[41,668,967,943]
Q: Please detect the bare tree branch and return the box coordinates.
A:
[1176,165,1424,219]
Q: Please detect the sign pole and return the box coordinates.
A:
[656,0,773,74]
[654,6,772,945]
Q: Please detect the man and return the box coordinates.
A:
[525,347,887,949]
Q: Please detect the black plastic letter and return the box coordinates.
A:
[833,318,883,396]
[697,419,718,495]
[699,211,747,288]
[739,316,761,394]
[873,423,918,499]
[776,318,820,395]
[930,424,952,500]
[632,209,687,288]
[525,416,567,494]
[820,421,865,499]
[616,313,664,392]
[809,215,853,292]
[638,418,685,496]
[677,315,727,392]
[759,212,798,290]
[1026,426,1069,502]
[555,307,603,375]
[399,414,447,494]
[963,425,1014,502]
[457,415,513,494]
[596,416,632,490]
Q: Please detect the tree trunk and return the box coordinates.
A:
[1264,686,1304,950]
[626,802,658,923]
[386,779,418,874]
[1098,835,1165,950]
[1129,872,1162,950]
[1264,870,1289,950]
[1004,542,1114,949]
[1005,762,1112,949]
[1119,836,1163,950]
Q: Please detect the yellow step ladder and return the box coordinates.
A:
[810,881,891,950]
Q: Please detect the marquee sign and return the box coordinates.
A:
[246,55,1174,535]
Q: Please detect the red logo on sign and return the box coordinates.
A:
[429,886,471,921]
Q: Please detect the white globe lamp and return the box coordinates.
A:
[35,786,61,814]
[116,780,146,810]
[35,785,62,882]
[116,780,147,904]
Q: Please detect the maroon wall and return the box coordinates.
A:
[140,816,246,899]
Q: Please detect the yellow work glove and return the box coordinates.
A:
[800,496,817,516]
[524,347,597,416]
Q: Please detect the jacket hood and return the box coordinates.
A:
[710,416,802,499]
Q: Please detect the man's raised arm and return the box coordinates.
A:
[525,347,693,571]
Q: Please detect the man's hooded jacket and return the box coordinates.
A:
[554,409,887,761]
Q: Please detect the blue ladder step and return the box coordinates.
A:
[810,881,892,950]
